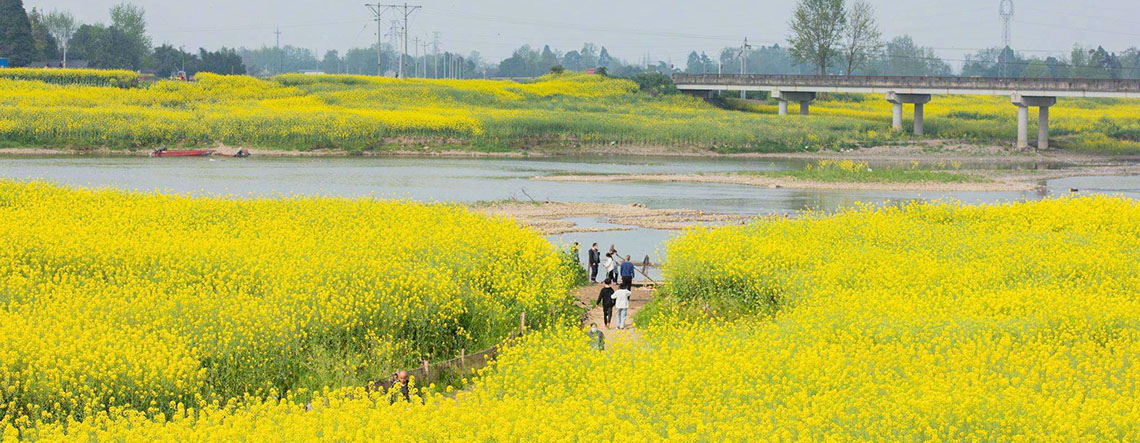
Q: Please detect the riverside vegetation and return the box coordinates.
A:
[6,185,1140,440]
[0,181,576,436]
[1,68,1138,154]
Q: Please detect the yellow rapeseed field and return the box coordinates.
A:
[1,68,1138,153]
[0,181,575,434]
[11,196,1140,441]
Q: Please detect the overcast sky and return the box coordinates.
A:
[25,0,1140,65]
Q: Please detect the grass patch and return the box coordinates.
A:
[735,160,987,184]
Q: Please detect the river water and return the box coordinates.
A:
[2,155,1137,279]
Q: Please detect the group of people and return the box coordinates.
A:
[578,243,638,349]
[584,243,636,289]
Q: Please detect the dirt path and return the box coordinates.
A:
[576,282,654,348]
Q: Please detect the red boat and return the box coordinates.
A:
[151,148,215,157]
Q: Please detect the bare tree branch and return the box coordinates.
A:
[788,0,848,76]
[842,1,883,76]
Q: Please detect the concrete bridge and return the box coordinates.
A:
[672,74,1140,150]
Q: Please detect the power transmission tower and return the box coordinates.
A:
[738,37,752,99]
[999,0,1014,49]
[386,21,401,76]
[378,3,421,79]
[999,0,1014,77]
[365,4,391,77]
[275,28,282,74]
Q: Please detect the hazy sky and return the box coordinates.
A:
[24,0,1140,65]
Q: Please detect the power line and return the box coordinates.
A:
[377,3,422,79]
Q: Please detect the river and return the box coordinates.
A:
[2,155,1137,279]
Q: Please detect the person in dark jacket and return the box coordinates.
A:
[395,370,411,402]
[587,243,601,283]
[620,255,635,290]
[595,279,617,328]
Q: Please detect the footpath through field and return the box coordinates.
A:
[576,282,655,347]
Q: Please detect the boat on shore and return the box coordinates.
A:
[151,148,214,157]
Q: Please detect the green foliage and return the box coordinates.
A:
[0,67,138,87]
[627,72,677,95]
[737,160,986,184]
[0,0,37,67]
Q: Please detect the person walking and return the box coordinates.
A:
[588,243,601,283]
[595,279,616,328]
[612,286,632,330]
[619,255,635,290]
[603,252,617,283]
[587,323,605,351]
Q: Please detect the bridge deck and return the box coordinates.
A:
[672,74,1140,99]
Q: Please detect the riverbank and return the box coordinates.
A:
[534,161,1140,193]
[0,140,1134,163]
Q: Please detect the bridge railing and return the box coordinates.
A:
[671,74,1140,93]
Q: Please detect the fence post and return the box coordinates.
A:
[460,348,466,374]
[422,360,430,383]
[520,311,526,335]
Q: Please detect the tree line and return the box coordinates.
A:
[0,0,242,77]
[780,0,1140,79]
[2,0,1138,80]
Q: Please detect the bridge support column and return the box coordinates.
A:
[774,91,816,116]
[886,92,932,135]
[1011,94,1057,151]
[891,103,903,131]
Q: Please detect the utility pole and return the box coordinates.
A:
[432,32,441,79]
[739,37,751,99]
[275,28,282,74]
[420,40,430,79]
[378,3,421,79]
[365,4,389,77]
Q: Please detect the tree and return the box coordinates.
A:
[28,8,59,63]
[579,43,598,69]
[840,0,881,75]
[109,2,148,69]
[539,45,558,71]
[788,0,847,76]
[875,35,951,76]
[598,47,613,69]
[150,44,190,77]
[1024,59,1051,78]
[686,51,703,73]
[1122,48,1140,80]
[0,0,37,67]
[549,64,564,75]
[43,10,75,66]
[198,47,245,75]
[110,3,149,48]
[320,50,341,74]
[70,24,133,69]
[562,50,581,71]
